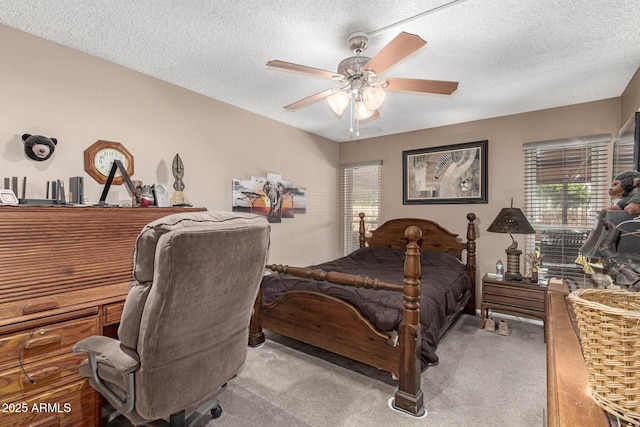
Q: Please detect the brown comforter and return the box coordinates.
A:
[260,246,472,367]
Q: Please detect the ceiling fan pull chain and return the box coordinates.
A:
[349,96,354,135]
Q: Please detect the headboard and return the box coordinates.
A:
[358,212,477,261]
[358,212,477,315]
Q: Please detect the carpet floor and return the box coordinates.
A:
[105,314,546,426]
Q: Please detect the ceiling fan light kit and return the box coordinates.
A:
[362,85,385,110]
[327,90,350,115]
[268,30,458,138]
[354,98,375,120]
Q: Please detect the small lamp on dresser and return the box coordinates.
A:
[487,199,536,281]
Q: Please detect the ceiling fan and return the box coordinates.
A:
[267,31,459,132]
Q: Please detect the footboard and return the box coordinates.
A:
[249,226,425,416]
[252,290,402,373]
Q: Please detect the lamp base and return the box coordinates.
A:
[506,248,522,281]
[505,272,523,281]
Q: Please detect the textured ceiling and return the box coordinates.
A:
[1,0,639,143]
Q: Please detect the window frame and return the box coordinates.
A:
[523,134,610,286]
[340,160,382,256]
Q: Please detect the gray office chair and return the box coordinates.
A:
[73,211,270,426]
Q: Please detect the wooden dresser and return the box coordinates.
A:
[546,281,609,426]
[0,206,203,427]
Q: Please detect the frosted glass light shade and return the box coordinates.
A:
[354,101,374,120]
[362,86,385,111]
[327,91,350,115]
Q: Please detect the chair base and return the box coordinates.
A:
[104,399,222,426]
[169,400,222,427]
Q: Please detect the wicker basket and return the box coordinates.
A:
[568,288,640,425]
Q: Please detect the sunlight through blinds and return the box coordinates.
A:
[341,161,382,255]
[523,134,610,287]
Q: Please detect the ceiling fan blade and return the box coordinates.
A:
[283,88,336,110]
[267,60,339,81]
[385,77,459,95]
[363,32,426,76]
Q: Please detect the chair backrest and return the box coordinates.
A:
[117,211,270,420]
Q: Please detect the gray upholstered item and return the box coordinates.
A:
[73,211,270,426]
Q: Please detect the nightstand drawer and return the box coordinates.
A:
[483,292,545,311]
[483,283,545,303]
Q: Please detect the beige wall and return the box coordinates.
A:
[340,98,622,304]
[0,25,340,266]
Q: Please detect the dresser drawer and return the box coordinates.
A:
[0,317,99,368]
[0,379,97,427]
[0,353,86,400]
[103,301,125,326]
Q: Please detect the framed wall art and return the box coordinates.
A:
[232,173,306,223]
[403,140,488,204]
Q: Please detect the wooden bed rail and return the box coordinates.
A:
[265,265,404,292]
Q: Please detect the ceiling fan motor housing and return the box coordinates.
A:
[348,31,368,54]
[337,56,372,80]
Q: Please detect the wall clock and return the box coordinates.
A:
[84,140,134,184]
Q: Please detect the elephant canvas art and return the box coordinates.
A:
[232,173,307,223]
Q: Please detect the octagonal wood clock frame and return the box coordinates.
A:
[84,140,134,185]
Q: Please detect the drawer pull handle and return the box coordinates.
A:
[22,366,61,384]
[27,415,60,427]
[24,335,62,349]
[22,299,60,315]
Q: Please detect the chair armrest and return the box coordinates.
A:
[73,335,140,374]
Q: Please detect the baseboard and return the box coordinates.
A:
[473,309,544,327]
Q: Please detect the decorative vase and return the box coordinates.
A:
[139,185,154,207]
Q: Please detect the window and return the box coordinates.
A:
[523,134,610,286]
[613,113,639,176]
[341,161,382,255]
[612,135,634,177]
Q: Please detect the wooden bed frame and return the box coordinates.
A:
[248,213,477,417]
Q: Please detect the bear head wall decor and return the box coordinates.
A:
[22,133,58,161]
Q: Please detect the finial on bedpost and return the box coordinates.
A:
[358,212,366,248]
[394,225,425,417]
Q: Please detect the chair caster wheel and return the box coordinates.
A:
[211,404,222,419]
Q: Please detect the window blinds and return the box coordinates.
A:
[523,134,610,286]
[613,112,640,176]
[341,161,382,255]
[613,132,635,177]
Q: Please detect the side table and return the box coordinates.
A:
[480,273,547,338]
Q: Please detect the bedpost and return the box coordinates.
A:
[358,212,366,248]
[248,288,265,347]
[464,213,477,315]
[393,225,425,417]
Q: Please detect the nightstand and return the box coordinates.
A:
[480,273,547,338]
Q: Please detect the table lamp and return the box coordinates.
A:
[487,199,535,281]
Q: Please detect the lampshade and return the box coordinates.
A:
[327,91,350,115]
[362,86,385,111]
[354,100,375,120]
[487,207,535,235]
[487,200,534,281]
